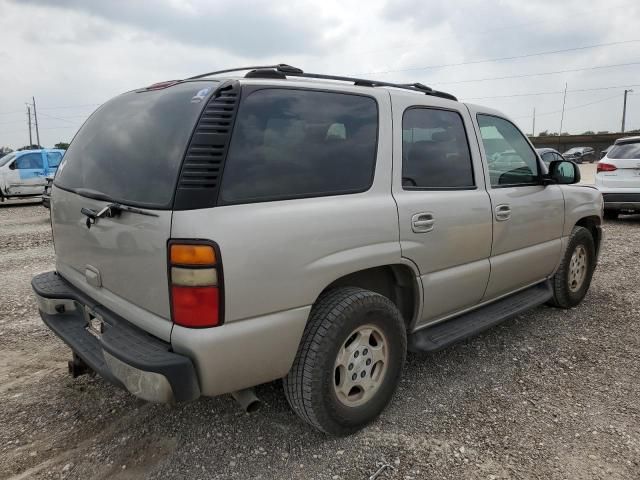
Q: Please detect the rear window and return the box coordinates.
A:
[55,81,218,208]
[219,88,378,204]
[608,142,640,159]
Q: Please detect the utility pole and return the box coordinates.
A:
[32,97,40,146]
[622,89,633,133]
[532,107,536,137]
[26,105,33,146]
[558,82,568,149]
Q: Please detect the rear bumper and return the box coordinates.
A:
[32,271,200,403]
[601,192,640,212]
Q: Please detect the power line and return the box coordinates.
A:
[361,40,640,75]
[38,103,101,111]
[513,93,623,119]
[326,1,637,59]
[0,102,100,116]
[463,83,640,100]
[430,60,640,85]
[37,111,83,124]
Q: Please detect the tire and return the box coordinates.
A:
[604,210,619,220]
[283,287,406,435]
[548,226,596,308]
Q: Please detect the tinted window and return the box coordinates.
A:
[219,89,378,204]
[477,115,539,187]
[402,108,474,188]
[47,152,63,167]
[15,153,44,169]
[55,81,219,208]
[608,142,640,159]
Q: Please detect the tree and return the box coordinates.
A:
[581,131,595,135]
[54,142,70,150]
[539,130,550,136]
[597,131,610,134]
[0,146,13,158]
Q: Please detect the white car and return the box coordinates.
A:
[596,136,640,219]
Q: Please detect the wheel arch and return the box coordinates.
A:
[575,215,602,256]
[316,263,422,330]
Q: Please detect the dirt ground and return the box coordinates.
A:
[1,194,639,480]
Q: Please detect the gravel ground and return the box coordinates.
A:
[1,197,639,480]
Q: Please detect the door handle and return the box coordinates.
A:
[495,204,511,221]
[412,213,435,233]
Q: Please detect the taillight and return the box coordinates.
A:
[169,241,223,328]
[597,162,617,173]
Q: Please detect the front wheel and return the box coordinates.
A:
[548,226,596,308]
[283,287,406,435]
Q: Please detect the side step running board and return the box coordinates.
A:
[408,281,553,352]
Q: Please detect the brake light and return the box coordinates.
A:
[169,242,222,328]
[597,162,617,173]
[146,80,181,91]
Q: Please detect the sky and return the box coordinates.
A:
[1,0,639,149]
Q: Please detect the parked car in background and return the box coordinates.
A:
[600,145,613,159]
[0,149,65,201]
[596,136,640,219]
[536,148,565,167]
[31,65,602,435]
[563,147,596,164]
[42,175,54,209]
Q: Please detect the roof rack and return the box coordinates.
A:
[186,64,457,101]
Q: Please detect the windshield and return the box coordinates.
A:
[564,148,582,154]
[54,80,218,209]
[608,142,640,159]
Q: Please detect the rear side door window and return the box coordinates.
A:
[477,114,540,187]
[219,88,378,204]
[401,108,474,189]
[15,152,44,170]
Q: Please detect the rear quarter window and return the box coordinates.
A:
[219,88,378,204]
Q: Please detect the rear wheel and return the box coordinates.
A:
[283,287,406,435]
[603,210,619,220]
[548,226,596,308]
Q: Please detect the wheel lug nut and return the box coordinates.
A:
[352,373,357,381]
[366,359,372,366]
[348,363,354,370]
[363,348,368,355]
[361,371,366,378]
[354,351,359,358]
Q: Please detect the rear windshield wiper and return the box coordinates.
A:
[81,202,158,229]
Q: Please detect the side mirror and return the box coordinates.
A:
[547,160,580,185]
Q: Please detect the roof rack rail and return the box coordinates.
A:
[186,64,457,101]
[186,64,302,80]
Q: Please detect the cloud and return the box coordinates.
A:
[16,0,335,56]
[0,0,639,149]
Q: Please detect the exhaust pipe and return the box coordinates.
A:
[231,388,261,413]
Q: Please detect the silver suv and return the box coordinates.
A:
[32,65,603,435]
